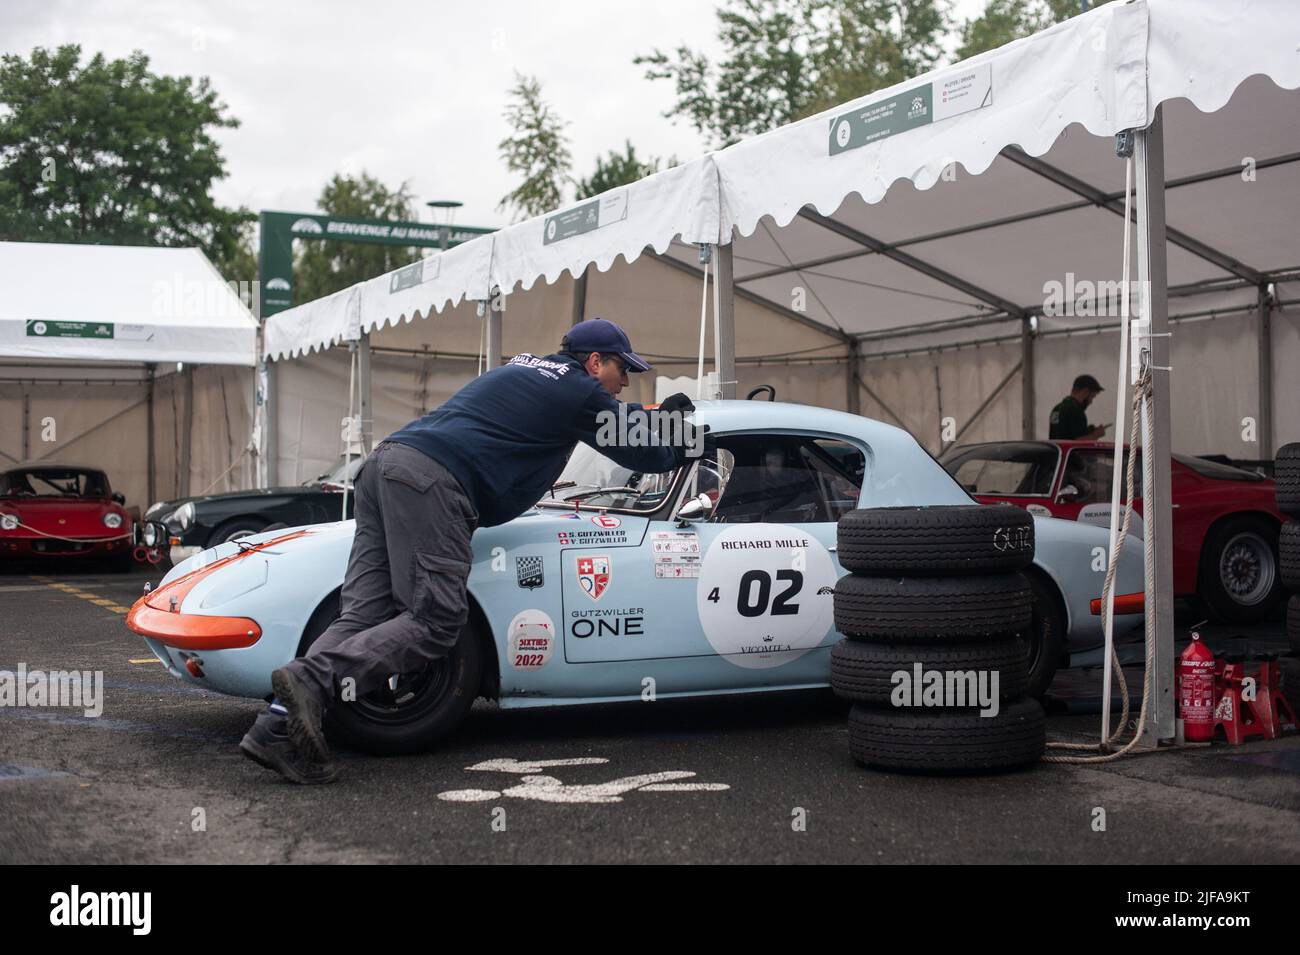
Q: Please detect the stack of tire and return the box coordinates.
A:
[831,504,1046,774]
[1277,444,1300,692]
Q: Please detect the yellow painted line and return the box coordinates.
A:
[129,658,164,665]
[28,575,132,615]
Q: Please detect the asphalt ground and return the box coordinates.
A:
[1,562,1297,865]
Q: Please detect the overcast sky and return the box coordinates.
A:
[2,0,990,231]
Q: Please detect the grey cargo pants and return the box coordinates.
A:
[285,440,478,704]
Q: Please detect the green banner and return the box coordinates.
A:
[829,63,992,156]
[257,211,493,318]
[544,191,629,246]
[544,200,601,244]
[26,320,113,339]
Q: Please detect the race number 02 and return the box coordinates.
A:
[732,569,802,617]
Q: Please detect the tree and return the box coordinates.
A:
[956,0,1079,60]
[497,73,572,221]
[293,172,422,303]
[0,44,252,280]
[575,141,669,200]
[636,0,950,147]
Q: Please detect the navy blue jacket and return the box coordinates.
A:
[385,353,688,527]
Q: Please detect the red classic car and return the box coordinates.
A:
[940,440,1288,624]
[0,463,135,570]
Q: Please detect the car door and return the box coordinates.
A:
[562,432,861,669]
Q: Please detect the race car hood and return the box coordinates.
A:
[160,508,649,588]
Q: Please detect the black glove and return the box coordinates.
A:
[658,392,695,416]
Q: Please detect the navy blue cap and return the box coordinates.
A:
[561,318,652,373]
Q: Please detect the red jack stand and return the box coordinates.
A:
[1212,657,1298,745]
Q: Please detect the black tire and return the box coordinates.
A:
[837,505,1034,576]
[1023,569,1067,699]
[1197,515,1283,624]
[1276,443,1300,515]
[847,698,1046,774]
[261,522,289,534]
[834,573,1031,641]
[297,589,482,756]
[1281,522,1300,590]
[830,636,1028,705]
[207,516,267,548]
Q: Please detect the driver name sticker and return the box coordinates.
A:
[696,525,836,669]
[651,529,701,578]
[507,609,556,670]
[1078,503,1144,539]
[558,529,627,545]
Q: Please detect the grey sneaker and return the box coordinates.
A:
[271,668,332,765]
[240,709,338,785]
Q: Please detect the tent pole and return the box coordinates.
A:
[265,358,279,487]
[1020,317,1036,439]
[180,366,194,497]
[21,390,30,461]
[358,331,373,455]
[1135,105,1176,744]
[716,242,736,399]
[486,289,502,369]
[846,340,860,415]
[1256,284,1273,460]
[146,364,157,506]
[571,265,588,326]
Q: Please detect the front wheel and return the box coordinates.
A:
[208,517,267,547]
[297,591,482,755]
[1198,516,1282,624]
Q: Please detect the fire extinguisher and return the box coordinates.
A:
[1178,630,1217,742]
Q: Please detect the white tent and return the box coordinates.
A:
[0,242,259,510]
[265,0,1296,459]
[261,0,1300,740]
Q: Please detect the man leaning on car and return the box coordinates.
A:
[239,318,700,783]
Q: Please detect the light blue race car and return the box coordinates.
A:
[127,401,1146,753]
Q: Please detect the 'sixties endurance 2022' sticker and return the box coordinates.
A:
[696,525,836,669]
[507,609,556,670]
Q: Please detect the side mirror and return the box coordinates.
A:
[1056,484,1079,503]
[675,493,714,524]
[112,491,126,505]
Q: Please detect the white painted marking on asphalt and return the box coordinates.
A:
[437,788,503,802]
[439,758,730,804]
[466,757,608,774]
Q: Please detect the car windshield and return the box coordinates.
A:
[0,468,108,498]
[309,456,365,487]
[941,444,1058,497]
[536,443,681,513]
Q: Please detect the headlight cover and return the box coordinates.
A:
[173,502,195,531]
[0,513,18,531]
[102,512,123,529]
